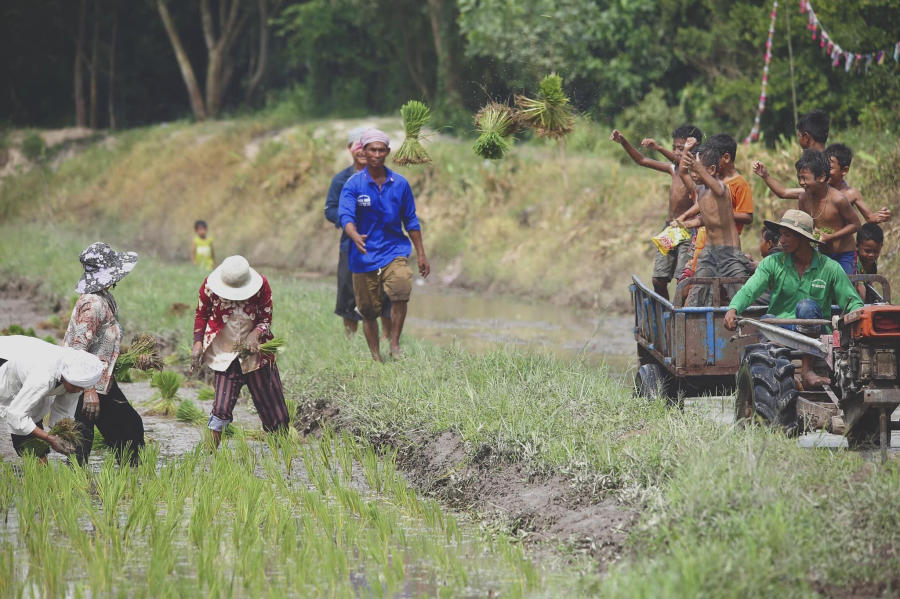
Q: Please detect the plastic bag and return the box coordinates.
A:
[652,223,691,255]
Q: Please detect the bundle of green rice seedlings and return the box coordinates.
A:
[233,337,286,360]
[176,398,206,425]
[113,333,162,380]
[393,100,431,166]
[19,418,82,458]
[197,386,216,402]
[147,370,183,416]
[515,73,575,139]
[473,102,518,159]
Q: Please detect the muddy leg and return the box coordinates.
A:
[362,319,382,362]
[389,300,408,357]
[343,318,358,337]
[652,277,670,301]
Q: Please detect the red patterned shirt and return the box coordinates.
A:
[193,276,275,373]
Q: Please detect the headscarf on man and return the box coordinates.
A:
[360,129,390,149]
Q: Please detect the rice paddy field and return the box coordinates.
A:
[1,224,900,597]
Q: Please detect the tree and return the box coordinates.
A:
[89,0,100,128]
[244,0,272,104]
[74,0,88,127]
[156,0,249,120]
[425,0,462,110]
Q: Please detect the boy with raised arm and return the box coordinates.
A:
[825,143,891,224]
[754,150,860,274]
[610,124,703,300]
[677,138,751,306]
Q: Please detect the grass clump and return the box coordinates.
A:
[393,100,431,166]
[473,103,517,160]
[147,370,183,416]
[516,74,575,139]
[175,398,206,425]
[113,333,163,380]
[21,132,46,162]
[18,418,82,458]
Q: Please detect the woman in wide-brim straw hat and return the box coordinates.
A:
[191,255,290,446]
[64,241,145,465]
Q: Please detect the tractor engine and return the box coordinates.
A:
[835,306,900,400]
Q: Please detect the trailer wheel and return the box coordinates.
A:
[734,343,799,435]
[635,363,673,402]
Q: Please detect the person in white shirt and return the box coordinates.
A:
[0,336,104,457]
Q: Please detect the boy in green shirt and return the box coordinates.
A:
[724,209,863,388]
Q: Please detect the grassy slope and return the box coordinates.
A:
[2,224,898,597]
[4,114,896,310]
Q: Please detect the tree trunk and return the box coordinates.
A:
[107,0,118,129]
[201,0,247,118]
[89,0,100,129]
[157,0,207,120]
[425,0,462,109]
[244,0,269,104]
[74,0,88,127]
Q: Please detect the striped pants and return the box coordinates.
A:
[209,359,289,433]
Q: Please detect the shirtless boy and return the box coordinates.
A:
[825,143,891,224]
[610,124,703,300]
[797,109,829,152]
[754,150,860,274]
[677,138,751,306]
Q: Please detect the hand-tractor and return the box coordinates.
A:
[735,303,900,461]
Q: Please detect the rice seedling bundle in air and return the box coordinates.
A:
[147,370,183,416]
[18,418,82,458]
[515,73,575,139]
[473,103,518,159]
[113,333,163,380]
[393,100,431,166]
[176,399,206,425]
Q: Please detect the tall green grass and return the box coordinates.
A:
[2,224,899,596]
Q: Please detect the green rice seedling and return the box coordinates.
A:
[113,333,163,379]
[393,100,431,166]
[196,385,215,402]
[233,336,286,360]
[473,102,517,159]
[147,370,183,415]
[175,398,206,425]
[17,418,82,458]
[515,73,575,139]
[91,426,106,450]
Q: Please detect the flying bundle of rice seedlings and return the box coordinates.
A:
[515,73,575,139]
[113,333,162,380]
[393,100,431,166]
[473,103,518,159]
[147,370,183,416]
[19,418,82,458]
[175,398,206,425]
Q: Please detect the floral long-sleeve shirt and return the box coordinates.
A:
[193,276,275,373]
[63,291,121,394]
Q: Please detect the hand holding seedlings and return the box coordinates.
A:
[190,341,203,373]
[245,329,261,354]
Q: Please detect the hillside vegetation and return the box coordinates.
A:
[2,114,898,309]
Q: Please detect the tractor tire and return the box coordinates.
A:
[635,362,673,402]
[846,410,881,449]
[734,343,799,435]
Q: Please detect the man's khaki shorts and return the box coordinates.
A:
[352,257,413,320]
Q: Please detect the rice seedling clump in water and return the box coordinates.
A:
[393,100,431,166]
[148,370,183,416]
[18,418,82,457]
[515,73,575,139]
[473,103,517,160]
[176,398,206,425]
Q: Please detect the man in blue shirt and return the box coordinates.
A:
[338,129,430,361]
[324,128,392,338]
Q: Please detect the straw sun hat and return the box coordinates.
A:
[207,256,263,301]
[764,209,824,244]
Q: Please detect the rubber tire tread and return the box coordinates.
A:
[736,343,799,435]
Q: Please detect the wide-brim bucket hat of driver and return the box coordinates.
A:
[764,208,825,245]
[76,242,139,294]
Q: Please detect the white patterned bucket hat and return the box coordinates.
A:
[75,242,139,294]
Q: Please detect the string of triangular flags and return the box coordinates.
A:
[743,1,779,144]
[801,0,900,73]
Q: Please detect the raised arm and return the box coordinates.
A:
[846,188,891,224]
[640,138,677,163]
[610,130,674,174]
[752,161,801,199]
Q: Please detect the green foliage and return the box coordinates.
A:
[20,132,45,162]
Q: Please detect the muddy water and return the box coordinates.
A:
[403,282,637,374]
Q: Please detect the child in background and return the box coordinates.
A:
[856,223,884,303]
[192,220,215,271]
[824,143,891,224]
[797,109,829,152]
[610,124,703,300]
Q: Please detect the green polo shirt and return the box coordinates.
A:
[729,251,863,318]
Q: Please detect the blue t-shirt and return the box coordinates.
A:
[325,165,356,255]
[338,167,421,273]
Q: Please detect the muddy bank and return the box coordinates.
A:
[0,279,64,336]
